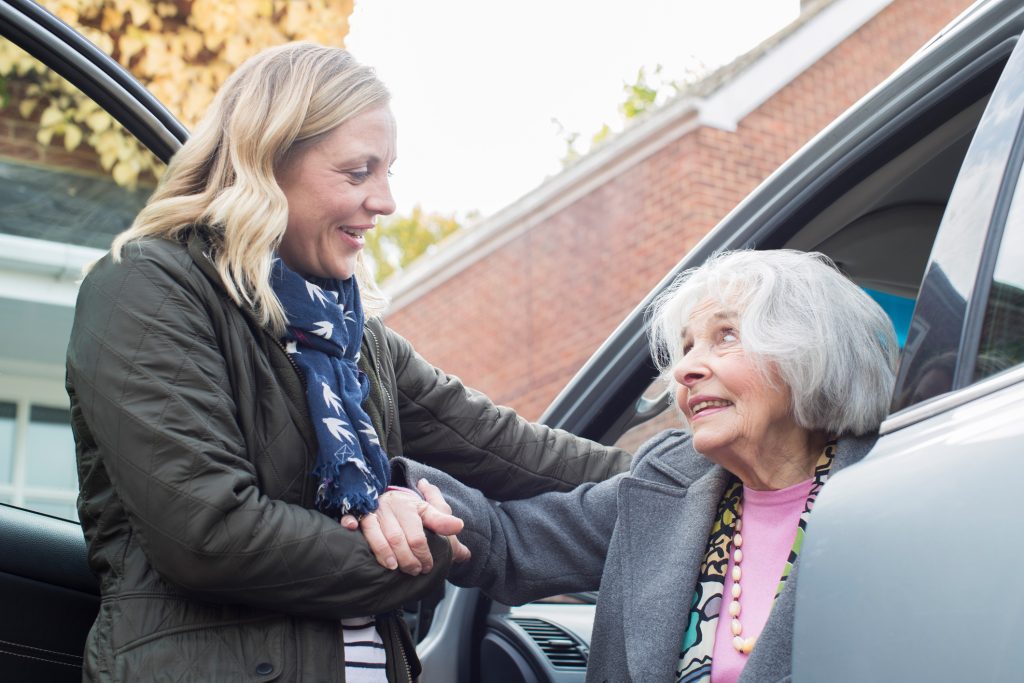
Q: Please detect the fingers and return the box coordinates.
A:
[367,491,433,575]
[417,478,453,514]
[352,485,470,573]
[358,512,398,571]
[418,504,464,536]
[416,478,470,563]
[416,478,464,535]
[391,497,435,575]
[449,533,472,563]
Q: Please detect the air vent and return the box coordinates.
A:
[510,617,588,669]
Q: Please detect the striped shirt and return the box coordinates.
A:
[342,617,387,682]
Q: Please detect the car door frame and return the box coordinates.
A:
[0,0,185,158]
[540,0,1024,447]
[0,2,182,680]
[791,15,1024,681]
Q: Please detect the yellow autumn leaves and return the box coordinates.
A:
[1,0,353,188]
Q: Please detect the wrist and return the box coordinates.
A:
[385,485,424,500]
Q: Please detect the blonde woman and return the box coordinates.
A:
[66,43,628,682]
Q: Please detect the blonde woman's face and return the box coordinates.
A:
[276,105,397,281]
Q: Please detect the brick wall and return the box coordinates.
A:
[385,0,972,426]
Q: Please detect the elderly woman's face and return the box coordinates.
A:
[276,105,397,281]
[673,299,800,465]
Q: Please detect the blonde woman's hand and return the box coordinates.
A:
[341,484,466,574]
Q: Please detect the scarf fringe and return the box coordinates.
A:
[312,457,381,519]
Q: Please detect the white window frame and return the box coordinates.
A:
[0,367,77,518]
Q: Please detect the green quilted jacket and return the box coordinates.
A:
[66,232,630,682]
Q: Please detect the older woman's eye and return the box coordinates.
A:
[721,329,739,343]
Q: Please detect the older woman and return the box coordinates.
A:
[65,43,627,682]
[385,249,898,682]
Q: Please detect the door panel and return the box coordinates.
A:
[0,504,98,682]
[794,17,1024,680]
[0,3,177,680]
[792,374,1024,680]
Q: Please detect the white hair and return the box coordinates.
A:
[648,249,899,436]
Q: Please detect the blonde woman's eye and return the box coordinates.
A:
[348,169,371,183]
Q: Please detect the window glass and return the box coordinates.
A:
[864,288,915,348]
[0,402,14,484]
[612,378,681,453]
[1,38,165,519]
[973,159,1024,382]
[22,497,78,522]
[0,39,161,248]
[25,406,76,490]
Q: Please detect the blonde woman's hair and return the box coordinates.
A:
[111,42,390,332]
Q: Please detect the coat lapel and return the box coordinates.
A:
[618,460,731,681]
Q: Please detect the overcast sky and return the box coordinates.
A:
[346,0,799,218]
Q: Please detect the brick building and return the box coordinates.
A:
[382,0,973,428]
[0,0,974,514]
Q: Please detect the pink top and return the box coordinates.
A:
[710,478,813,683]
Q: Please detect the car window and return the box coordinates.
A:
[612,378,679,452]
[0,402,15,505]
[971,154,1024,382]
[0,37,165,520]
[863,288,915,347]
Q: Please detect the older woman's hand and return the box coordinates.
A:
[340,481,470,574]
[416,478,472,565]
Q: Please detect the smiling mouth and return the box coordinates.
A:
[340,228,366,242]
[691,399,733,416]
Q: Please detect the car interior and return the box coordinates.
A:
[790,98,987,300]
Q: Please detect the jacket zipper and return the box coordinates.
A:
[272,336,307,390]
[355,617,412,683]
[391,615,413,683]
[365,324,396,443]
[270,335,316,504]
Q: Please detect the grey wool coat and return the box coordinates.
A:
[396,428,879,683]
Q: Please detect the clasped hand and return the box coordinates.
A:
[341,479,471,575]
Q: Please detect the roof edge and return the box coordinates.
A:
[697,0,896,130]
[0,233,103,278]
[0,234,102,307]
[381,0,895,310]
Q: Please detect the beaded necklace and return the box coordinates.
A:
[675,442,836,681]
[727,510,755,653]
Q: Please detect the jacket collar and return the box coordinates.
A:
[185,231,319,469]
[615,431,879,682]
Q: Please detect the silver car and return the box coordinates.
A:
[0,0,1021,681]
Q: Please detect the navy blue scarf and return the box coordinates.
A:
[270,259,389,518]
